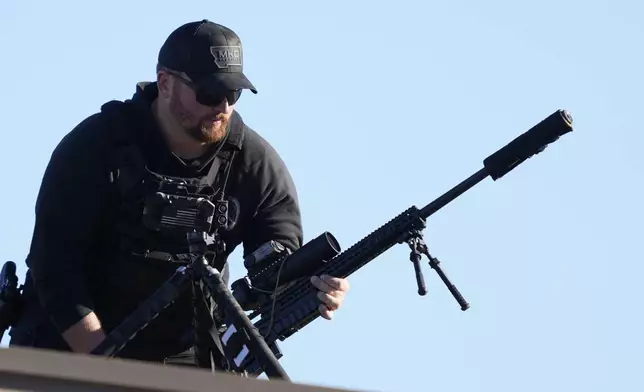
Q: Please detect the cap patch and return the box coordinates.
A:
[210,46,243,68]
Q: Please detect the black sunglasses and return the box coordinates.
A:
[169,72,242,107]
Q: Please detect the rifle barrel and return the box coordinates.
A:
[420,109,574,219]
[420,168,489,219]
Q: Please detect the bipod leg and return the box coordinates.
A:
[405,231,429,296]
[414,234,470,311]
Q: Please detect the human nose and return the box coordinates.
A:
[210,96,229,112]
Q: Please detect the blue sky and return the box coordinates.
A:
[1,1,642,391]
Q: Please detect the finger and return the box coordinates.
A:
[311,277,344,298]
[326,289,345,300]
[320,275,350,292]
[310,275,336,294]
[317,290,342,310]
[319,304,333,320]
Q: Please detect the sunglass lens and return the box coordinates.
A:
[197,89,242,106]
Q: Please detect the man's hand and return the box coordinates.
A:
[310,274,350,320]
[62,312,106,354]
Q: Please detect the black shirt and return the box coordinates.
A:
[20,82,303,357]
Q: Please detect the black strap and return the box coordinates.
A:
[100,100,147,193]
[199,110,244,192]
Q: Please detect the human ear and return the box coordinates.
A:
[156,72,172,100]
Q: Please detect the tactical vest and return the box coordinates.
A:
[98,100,245,269]
[93,100,245,368]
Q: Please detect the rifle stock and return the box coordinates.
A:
[225,109,574,376]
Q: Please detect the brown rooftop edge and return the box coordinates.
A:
[0,347,367,392]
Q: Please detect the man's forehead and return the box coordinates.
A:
[157,66,188,80]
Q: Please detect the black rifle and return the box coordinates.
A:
[0,261,23,342]
[224,109,574,376]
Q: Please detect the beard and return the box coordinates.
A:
[168,92,230,144]
[186,113,229,143]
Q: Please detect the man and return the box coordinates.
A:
[8,19,350,369]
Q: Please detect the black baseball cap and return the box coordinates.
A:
[158,19,257,95]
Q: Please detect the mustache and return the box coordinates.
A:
[204,113,227,122]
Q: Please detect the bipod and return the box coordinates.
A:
[402,225,470,311]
